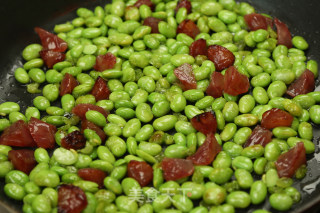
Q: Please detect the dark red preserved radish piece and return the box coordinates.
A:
[161,158,194,181]
[206,71,224,98]
[77,168,107,188]
[177,19,200,39]
[58,184,88,213]
[187,133,221,165]
[127,160,153,187]
[274,18,292,48]
[275,142,306,178]
[39,50,65,68]
[244,13,273,31]
[28,117,57,149]
[8,149,36,174]
[93,52,116,72]
[207,45,235,72]
[60,73,79,96]
[72,104,108,120]
[81,120,106,142]
[190,112,217,135]
[189,39,207,58]
[261,108,294,129]
[224,66,250,96]
[91,77,110,101]
[174,63,197,91]
[0,120,36,147]
[61,130,86,150]
[175,0,192,14]
[244,125,273,147]
[134,0,153,9]
[34,27,67,52]
[286,69,315,97]
[143,17,162,34]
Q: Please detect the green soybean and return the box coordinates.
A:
[226,191,251,209]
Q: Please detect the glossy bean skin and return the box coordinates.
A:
[232,156,253,172]
[235,169,253,189]
[203,185,227,206]
[223,142,243,158]
[0,102,20,116]
[253,87,269,105]
[234,114,259,127]
[250,181,267,204]
[226,191,251,209]
[122,118,141,138]
[4,183,25,200]
[298,122,313,140]
[264,142,281,161]
[152,101,170,117]
[267,81,287,99]
[239,95,255,113]
[220,123,237,141]
[136,103,153,123]
[309,105,320,124]
[213,151,232,168]
[209,167,233,185]
[241,142,264,158]
[269,193,293,211]
[153,115,177,131]
[15,68,30,84]
[234,127,252,145]
[222,101,239,122]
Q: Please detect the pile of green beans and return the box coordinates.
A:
[0,0,319,212]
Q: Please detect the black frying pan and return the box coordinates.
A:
[0,0,320,212]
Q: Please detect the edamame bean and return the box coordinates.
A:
[153,115,177,131]
[269,193,293,211]
[85,110,107,127]
[241,144,264,159]
[264,142,281,161]
[253,87,269,105]
[122,118,141,138]
[239,95,255,113]
[267,81,287,99]
[0,102,20,116]
[298,121,313,140]
[152,100,170,118]
[253,157,267,175]
[106,136,127,157]
[250,181,267,204]
[209,167,233,185]
[15,68,30,84]
[232,156,253,171]
[309,105,320,124]
[226,191,251,208]
[220,123,237,141]
[222,101,239,122]
[213,151,232,168]
[292,36,309,50]
[164,144,188,158]
[235,168,253,189]
[170,94,187,112]
[136,103,153,123]
[33,96,50,111]
[53,148,78,165]
[234,127,252,145]
[223,142,243,157]
[4,183,25,200]
[33,170,60,188]
[234,114,258,126]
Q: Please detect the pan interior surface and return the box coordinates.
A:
[0,0,319,212]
